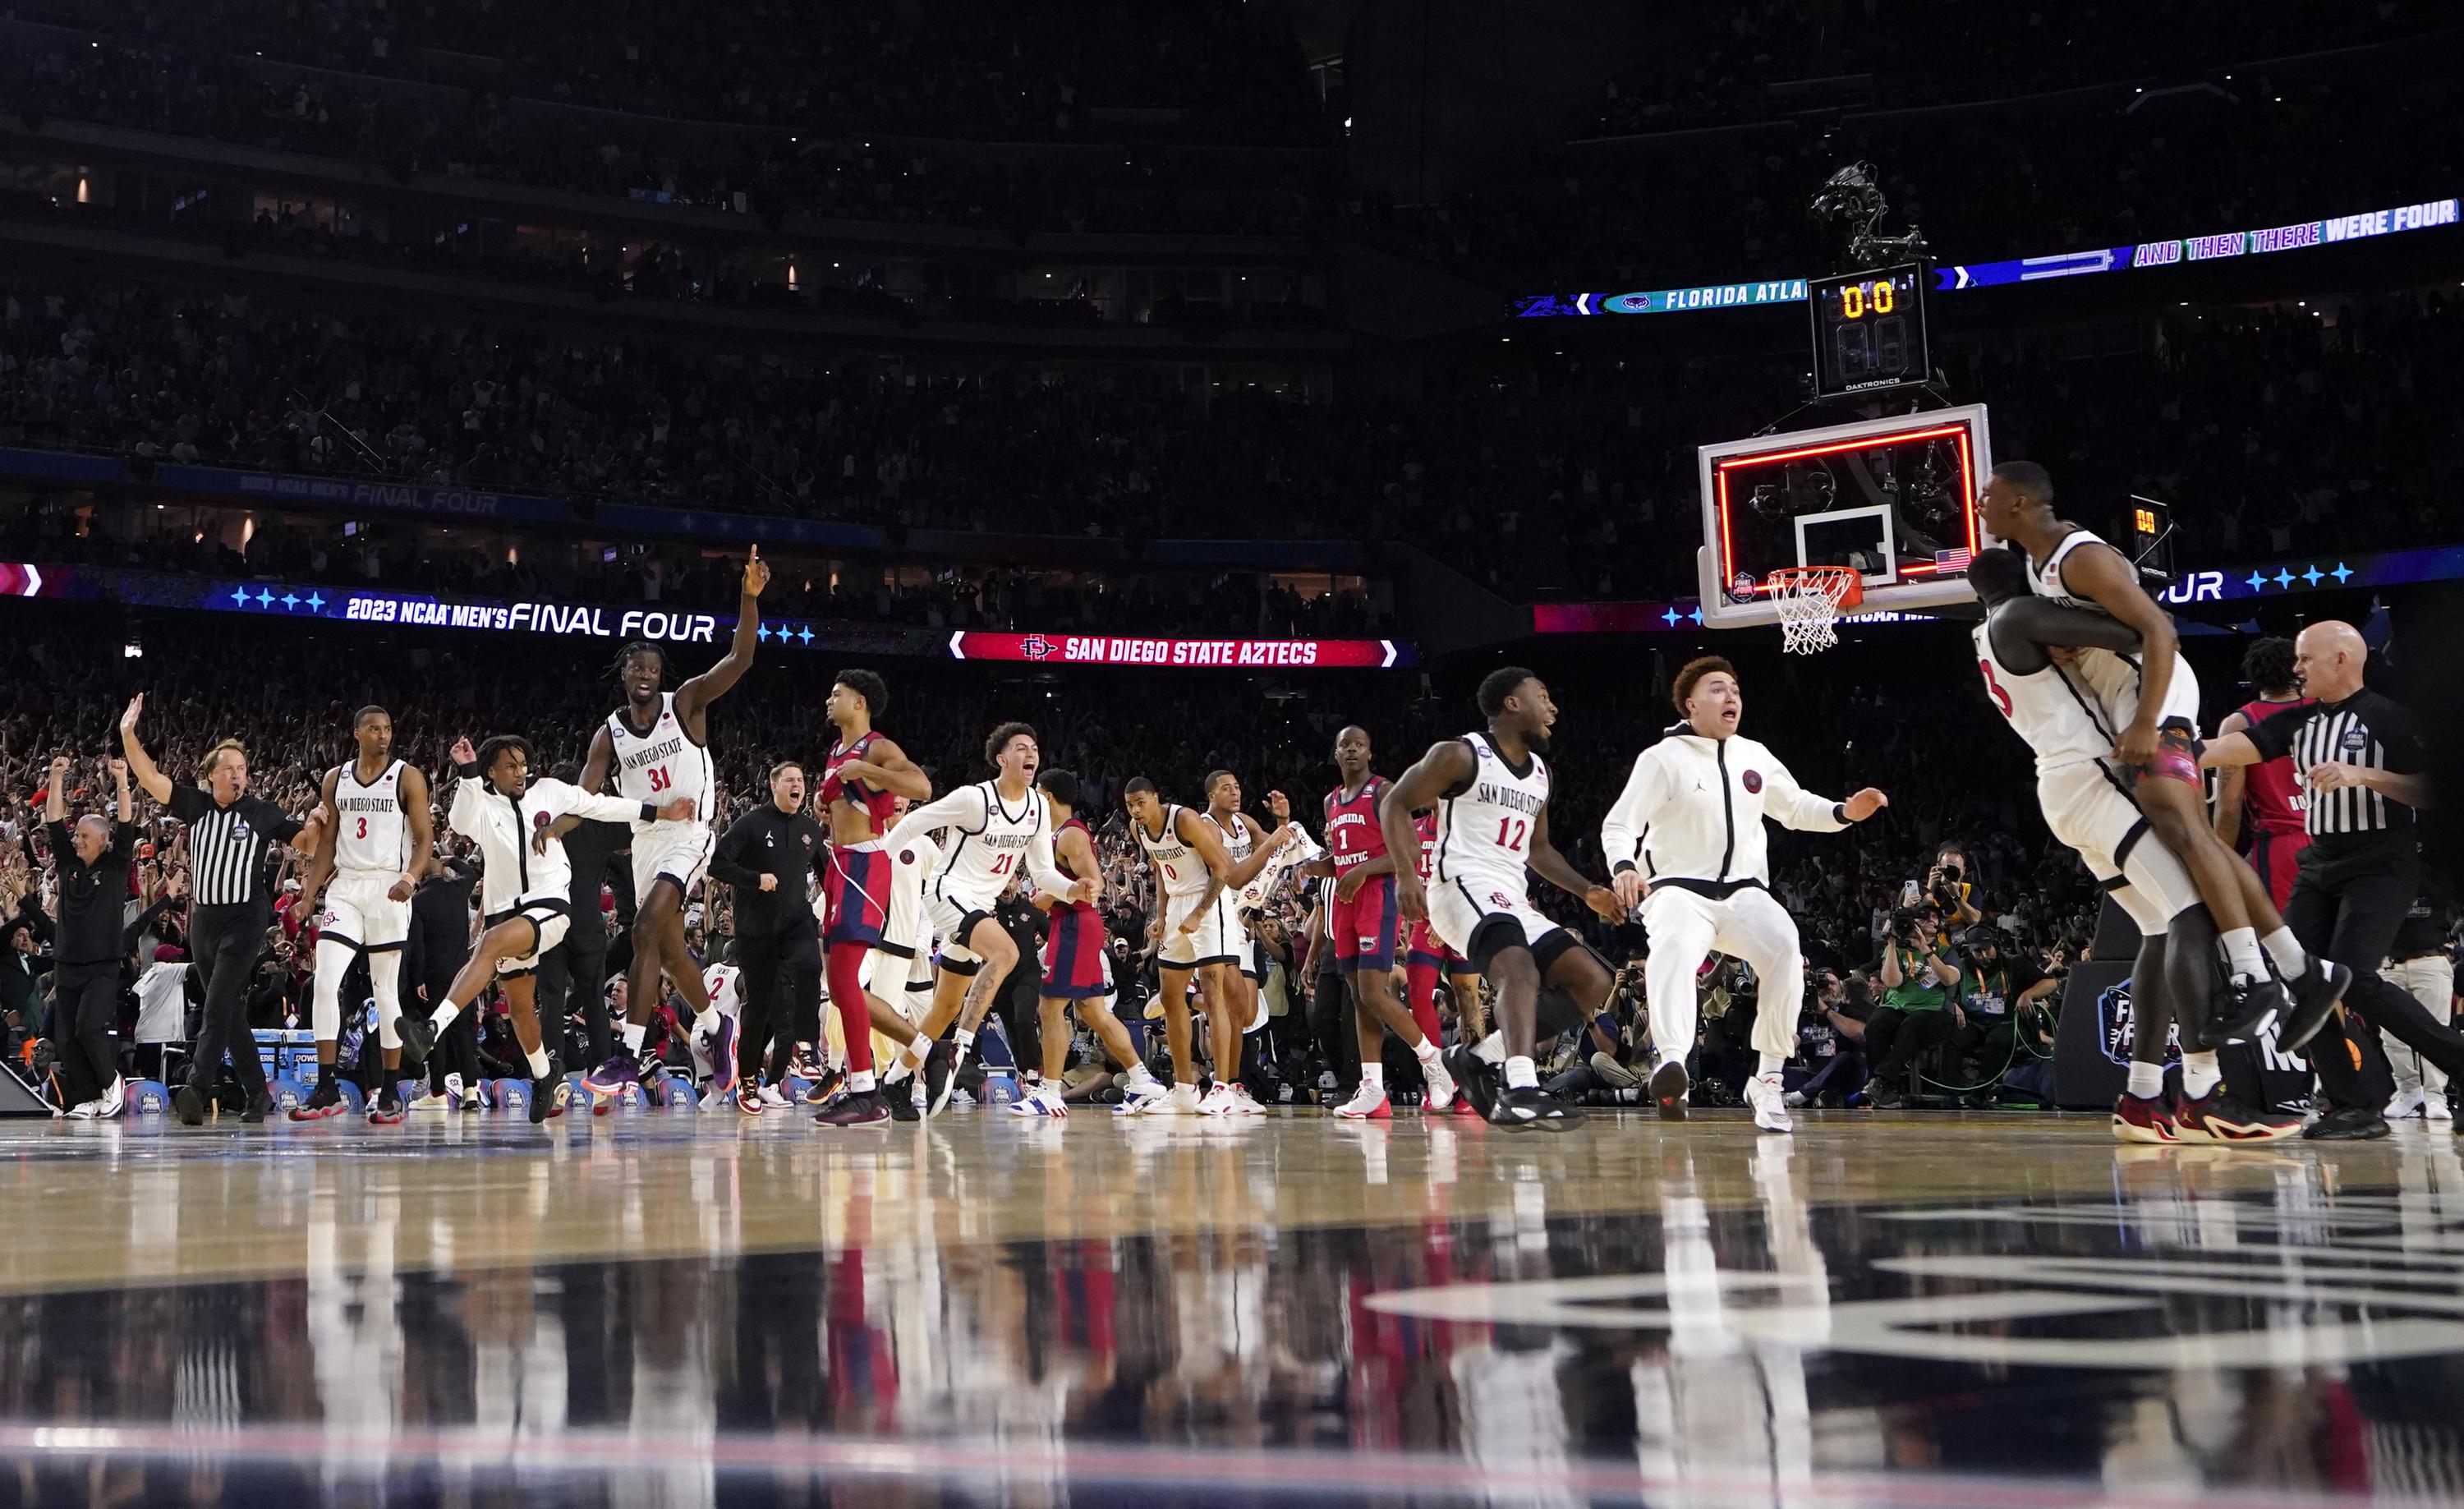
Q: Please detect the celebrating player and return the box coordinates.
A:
[1599,656,1887,1132]
[580,546,768,1105]
[1198,768,1292,1113]
[1125,778,1291,1114]
[1382,667,1623,1129]
[1968,546,2308,1141]
[1981,461,2342,1044]
[401,736,697,1125]
[811,669,931,1127]
[292,707,434,1125]
[871,723,1091,1120]
[1303,727,1456,1119]
[1017,769,1166,1117]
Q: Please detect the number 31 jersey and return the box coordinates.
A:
[607,692,715,831]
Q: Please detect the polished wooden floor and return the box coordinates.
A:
[2,1104,2461,1507]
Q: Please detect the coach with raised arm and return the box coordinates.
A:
[2201,620,2460,1140]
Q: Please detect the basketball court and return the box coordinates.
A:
[2,1111,2458,1507]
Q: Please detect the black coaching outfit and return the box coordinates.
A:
[48,814,137,1106]
[710,803,826,1084]
[2244,688,2464,1113]
[167,785,303,1109]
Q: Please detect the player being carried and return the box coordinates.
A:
[400,735,698,1124]
[1981,461,2348,1049]
[1124,776,1296,1115]
[809,669,931,1128]
[872,723,1093,1120]
[1299,726,1456,1119]
[1967,545,2307,1142]
[293,706,434,1125]
[1599,656,1887,1132]
[580,546,769,1106]
[1381,667,1624,1129]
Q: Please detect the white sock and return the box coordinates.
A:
[1503,1055,1538,1090]
[622,1021,647,1056]
[1758,1053,1788,1078]
[2126,1062,2165,1099]
[954,1028,975,1055]
[2181,1052,2222,1100]
[1474,1032,1506,1065]
[692,1008,718,1037]
[2220,927,2267,982]
[2260,927,2310,979]
[429,1001,461,1030]
[1359,1062,1384,1092]
[525,1047,551,1079]
[848,1070,876,1093]
[1124,1061,1157,1088]
[1414,1038,1441,1065]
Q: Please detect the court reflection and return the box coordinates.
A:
[0,1120,2457,1507]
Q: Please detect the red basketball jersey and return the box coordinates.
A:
[1050,817,1100,919]
[1322,775,1388,875]
[821,729,899,833]
[2236,697,2315,836]
[1411,810,1438,883]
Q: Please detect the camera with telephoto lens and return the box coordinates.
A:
[1890,904,1932,944]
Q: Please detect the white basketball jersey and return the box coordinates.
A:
[1432,732,1549,890]
[1973,623,2115,774]
[606,692,714,830]
[703,963,741,1017]
[331,759,410,872]
[1136,805,1211,899]
[2026,527,2108,611]
[928,781,1049,910]
[1209,811,1255,868]
[885,832,938,950]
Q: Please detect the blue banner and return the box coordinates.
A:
[1515,196,2460,317]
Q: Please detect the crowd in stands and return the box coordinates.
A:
[0,613,2105,1107]
[6,273,2458,604]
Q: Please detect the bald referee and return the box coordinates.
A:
[2204,620,2462,1139]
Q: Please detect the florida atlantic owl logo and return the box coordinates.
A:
[1021,635,1058,661]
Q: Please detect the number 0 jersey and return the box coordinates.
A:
[1430,732,1548,894]
[1136,805,1212,899]
[606,692,715,833]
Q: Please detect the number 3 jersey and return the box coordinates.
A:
[330,759,411,872]
[606,693,715,834]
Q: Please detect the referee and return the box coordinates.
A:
[707,761,825,1106]
[2204,620,2462,1139]
[120,695,322,1126]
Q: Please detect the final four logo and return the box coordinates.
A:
[2094,976,2183,1067]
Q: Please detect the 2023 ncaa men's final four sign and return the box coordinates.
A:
[945,633,1411,669]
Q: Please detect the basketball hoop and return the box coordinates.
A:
[1768,567,1864,654]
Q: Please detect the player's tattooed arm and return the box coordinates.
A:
[1378,739,1475,924]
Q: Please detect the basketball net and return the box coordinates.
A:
[1768,567,1863,654]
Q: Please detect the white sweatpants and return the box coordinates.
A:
[2381,955,2454,1102]
[1642,886,1803,1065]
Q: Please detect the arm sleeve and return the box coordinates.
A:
[706,813,765,888]
[1598,748,1670,875]
[2245,704,2310,763]
[883,787,987,854]
[1759,752,1850,833]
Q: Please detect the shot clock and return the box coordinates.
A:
[1808,264,1929,399]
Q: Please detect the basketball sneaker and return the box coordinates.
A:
[922,1042,958,1117]
[582,1052,641,1101]
[887,1074,926,1122]
[1112,1070,1170,1116]
[2274,960,2356,1053]
[289,1079,348,1121]
[1648,1058,1690,1121]
[66,1097,103,1120]
[1444,1045,1496,1120]
[1226,1083,1267,1116]
[1744,1073,1792,1134]
[1332,1083,1392,1120]
[367,1084,407,1125]
[1149,1083,1205,1116]
[2175,1087,2300,1143]
[1197,1083,1240,1116]
[528,1073,568,1125]
[735,1082,766,1117]
[395,1013,435,1068]
[759,1083,792,1110]
[696,1015,738,1097]
[1006,1088,1069,1118]
[2110,1092,2180,1143]
[1490,1084,1583,1129]
[816,1089,891,1127]
[1422,1055,1458,1113]
[100,1075,126,1120]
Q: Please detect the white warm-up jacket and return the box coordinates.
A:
[1597,728,1847,896]
[449,768,653,919]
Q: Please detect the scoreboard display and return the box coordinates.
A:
[1808,265,1929,399]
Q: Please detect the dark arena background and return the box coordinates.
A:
[0,1,2461,1503]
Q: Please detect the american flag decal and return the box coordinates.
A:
[1935,548,1974,572]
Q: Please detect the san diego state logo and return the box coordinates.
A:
[1020,635,1058,661]
[1742,771,1764,794]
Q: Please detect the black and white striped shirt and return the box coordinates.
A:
[2246,688,2423,853]
[168,786,306,907]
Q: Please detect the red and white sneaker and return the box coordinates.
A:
[2175,1087,2301,1143]
[1333,1083,1393,1120]
[2111,1092,2181,1144]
